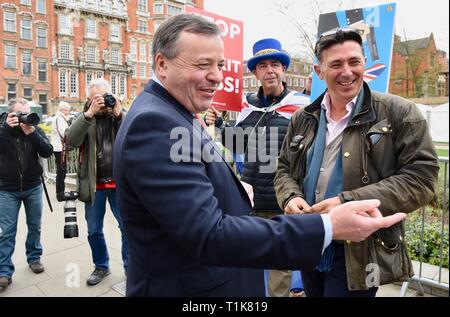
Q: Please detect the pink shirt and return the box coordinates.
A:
[321,93,357,146]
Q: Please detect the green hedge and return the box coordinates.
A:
[405,212,449,269]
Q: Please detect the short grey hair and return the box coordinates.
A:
[7,98,28,112]
[152,13,221,70]
[87,78,111,96]
[58,101,71,111]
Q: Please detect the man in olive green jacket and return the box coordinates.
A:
[274,29,439,296]
[66,78,128,286]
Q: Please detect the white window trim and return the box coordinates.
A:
[37,0,46,14]
[4,11,17,33]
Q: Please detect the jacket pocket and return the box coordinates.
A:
[366,119,392,152]
[288,134,308,180]
[368,228,412,286]
[181,266,235,296]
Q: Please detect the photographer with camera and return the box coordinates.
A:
[0,98,53,289]
[66,78,128,286]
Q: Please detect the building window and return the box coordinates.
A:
[293,78,299,87]
[60,42,71,60]
[148,42,152,63]
[70,71,78,97]
[111,73,118,95]
[138,19,147,33]
[299,78,305,87]
[37,0,46,14]
[59,14,71,35]
[139,62,146,78]
[154,22,161,32]
[243,79,248,88]
[86,18,97,38]
[110,23,120,42]
[22,50,32,75]
[36,27,47,48]
[139,41,146,62]
[130,40,137,60]
[21,0,31,5]
[287,77,292,86]
[154,4,163,14]
[132,85,137,99]
[251,78,256,87]
[131,63,137,78]
[86,71,93,90]
[7,83,17,100]
[111,48,121,65]
[20,18,32,40]
[39,94,48,114]
[23,87,33,101]
[167,5,182,15]
[96,71,103,79]
[138,0,147,12]
[120,74,126,97]
[5,43,17,69]
[4,11,16,32]
[38,61,47,82]
[86,46,97,63]
[59,70,67,96]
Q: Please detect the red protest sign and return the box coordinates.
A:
[185,6,243,112]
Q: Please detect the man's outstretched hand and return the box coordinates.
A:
[329,199,406,242]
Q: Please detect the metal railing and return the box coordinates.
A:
[42,151,79,186]
[401,157,449,296]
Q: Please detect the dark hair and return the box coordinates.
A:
[152,13,221,70]
[314,28,364,63]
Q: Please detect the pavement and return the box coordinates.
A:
[0,183,445,297]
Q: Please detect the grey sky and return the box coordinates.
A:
[204,0,449,60]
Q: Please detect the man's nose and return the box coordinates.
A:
[208,65,223,84]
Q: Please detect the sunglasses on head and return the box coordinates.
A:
[317,27,363,43]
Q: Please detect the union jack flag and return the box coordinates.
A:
[364,63,387,83]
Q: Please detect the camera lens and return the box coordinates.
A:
[103,93,116,108]
[63,200,79,238]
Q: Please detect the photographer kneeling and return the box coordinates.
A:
[0,98,53,289]
[66,78,128,286]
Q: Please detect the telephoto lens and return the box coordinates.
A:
[63,199,79,238]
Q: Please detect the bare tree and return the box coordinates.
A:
[274,0,347,61]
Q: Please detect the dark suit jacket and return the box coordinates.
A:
[113,80,325,297]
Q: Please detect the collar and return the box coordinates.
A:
[320,93,357,123]
[256,81,290,107]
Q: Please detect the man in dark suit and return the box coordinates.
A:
[113,13,406,297]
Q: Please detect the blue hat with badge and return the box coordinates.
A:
[247,38,291,71]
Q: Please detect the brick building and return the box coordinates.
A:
[0,0,203,114]
[0,0,53,112]
[389,33,449,98]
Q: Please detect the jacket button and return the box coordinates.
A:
[382,127,388,132]
[344,152,350,158]
[320,167,324,172]
[299,144,304,150]
[346,240,352,244]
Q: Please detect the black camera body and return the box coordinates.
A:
[15,111,40,126]
[103,93,116,108]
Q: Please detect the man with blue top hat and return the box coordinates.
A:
[205,38,310,297]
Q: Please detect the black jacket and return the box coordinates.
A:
[0,112,53,192]
[222,83,292,213]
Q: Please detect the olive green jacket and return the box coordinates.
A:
[274,83,439,290]
[66,111,123,204]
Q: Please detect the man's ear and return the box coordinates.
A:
[155,53,168,79]
[314,64,323,80]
